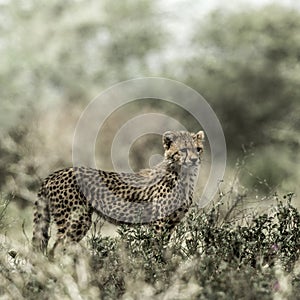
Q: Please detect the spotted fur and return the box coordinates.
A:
[32,130,204,255]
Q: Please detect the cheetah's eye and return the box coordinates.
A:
[196,147,203,153]
[180,148,188,153]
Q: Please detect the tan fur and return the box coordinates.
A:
[32,130,204,256]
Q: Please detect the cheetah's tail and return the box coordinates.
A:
[32,187,50,254]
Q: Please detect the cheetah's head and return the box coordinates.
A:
[162,130,204,169]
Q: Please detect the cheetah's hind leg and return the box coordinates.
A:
[48,209,92,259]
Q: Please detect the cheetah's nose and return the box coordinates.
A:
[190,157,198,164]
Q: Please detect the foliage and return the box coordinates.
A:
[0,0,165,205]
[0,2,299,298]
[0,0,164,130]
[184,4,300,193]
[187,5,300,151]
[0,2,299,200]
[0,197,9,232]
[0,193,300,299]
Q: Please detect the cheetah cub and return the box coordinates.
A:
[32,130,204,255]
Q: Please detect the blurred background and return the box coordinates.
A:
[1,0,299,219]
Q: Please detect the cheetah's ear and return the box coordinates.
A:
[163,131,175,150]
[194,130,205,141]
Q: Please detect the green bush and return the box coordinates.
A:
[0,193,299,299]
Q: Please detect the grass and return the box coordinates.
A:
[0,192,299,299]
